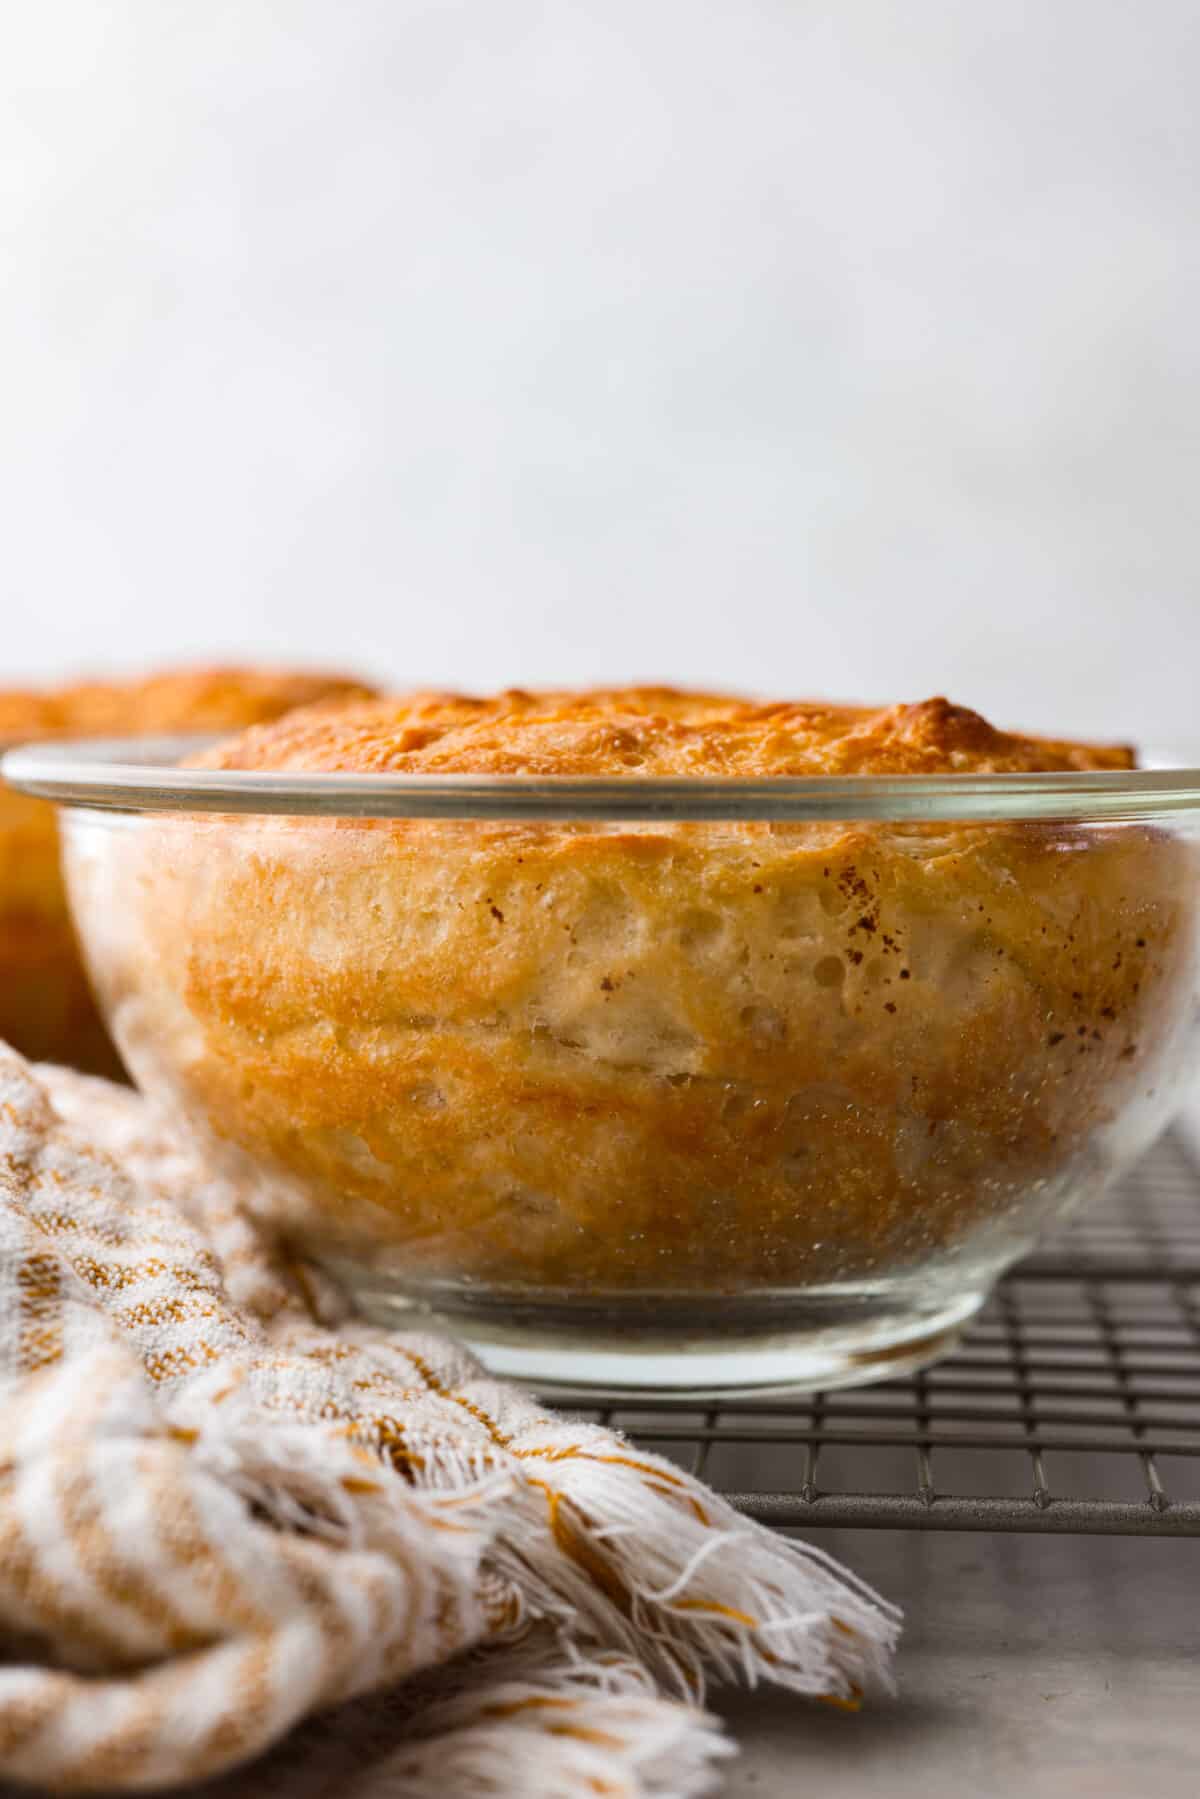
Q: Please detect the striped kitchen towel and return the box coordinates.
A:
[0,1045,899,1795]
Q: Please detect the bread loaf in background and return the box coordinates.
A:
[0,665,376,1075]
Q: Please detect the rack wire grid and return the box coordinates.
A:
[567,1129,1200,1536]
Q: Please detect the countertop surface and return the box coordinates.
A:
[716,1526,1199,1799]
[1,1483,1192,1799]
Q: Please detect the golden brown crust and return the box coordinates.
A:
[68,687,1188,1304]
[0,665,378,1076]
[192,687,1134,778]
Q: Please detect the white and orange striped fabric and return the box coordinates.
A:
[0,1045,899,1795]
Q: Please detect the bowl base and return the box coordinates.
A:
[330,1270,986,1396]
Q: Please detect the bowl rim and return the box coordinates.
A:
[5,734,1200,823]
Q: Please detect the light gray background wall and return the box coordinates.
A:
[3,2,1198,745]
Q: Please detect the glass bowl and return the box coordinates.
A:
[7,737,1200,1396]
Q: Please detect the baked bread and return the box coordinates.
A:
[0,665,376,1075]
[73,688,1192,1294]
[191,686,1135,777]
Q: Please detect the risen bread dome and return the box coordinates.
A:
[79,688,1192,1292]
[0,665,375,1074]
[192,686,1136,778]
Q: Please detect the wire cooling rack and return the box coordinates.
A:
[570,1130,1200,1536]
